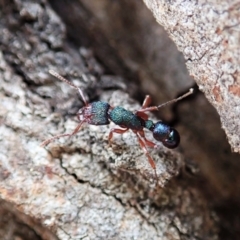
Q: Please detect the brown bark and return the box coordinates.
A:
[1,0,236,239]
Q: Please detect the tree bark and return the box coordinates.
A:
[143,0,240,153]
[0,0,232,239]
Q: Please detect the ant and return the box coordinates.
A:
[41,70,193,181]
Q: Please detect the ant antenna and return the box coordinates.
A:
[156,88,194,110]
[138,88,194,113]
[49,70,88,105]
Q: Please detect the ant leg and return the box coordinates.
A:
[135,95,152,120]
[136,111,149,120]
[40,119,86,147]
[40,133,74,147]
[142,95,152,109]
[136,95,152,119]
[108,128,129,145]
[135,132,158,182]
[138,130,156,148]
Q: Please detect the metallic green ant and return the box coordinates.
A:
[41,70,193,180]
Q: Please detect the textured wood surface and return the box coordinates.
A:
[2,0,238,239]
[143,0,240,153]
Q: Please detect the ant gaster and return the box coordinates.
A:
[41,70,193,181]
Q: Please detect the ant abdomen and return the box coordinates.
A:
[152,121,180,149]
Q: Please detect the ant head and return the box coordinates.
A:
[152,121,180,149]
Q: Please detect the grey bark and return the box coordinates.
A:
[0,0,229,239]
[143,0,240,153]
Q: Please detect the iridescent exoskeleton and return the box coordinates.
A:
[41,70,193,181]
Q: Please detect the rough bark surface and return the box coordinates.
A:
[143,0,240,153]
[0,0,219,240]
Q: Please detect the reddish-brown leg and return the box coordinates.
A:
[135,132,158,182]
[142,95,152,109]
[40,119,86,146]
[136,95,152,119]
[138,130,156,148]
[108,128,129,145]
[136,111,149,120]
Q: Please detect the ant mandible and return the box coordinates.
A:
[41,70,193,181]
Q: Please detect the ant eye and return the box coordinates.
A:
[153,122,180,149]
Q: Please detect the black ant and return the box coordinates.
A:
[41,70,193,181]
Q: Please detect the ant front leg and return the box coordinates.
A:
[108,128,129,146]
[142,95,152,109]
[138,130,156,148]
[136,95,152,120]
[135,131,158,183]
[40,119,86,146]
